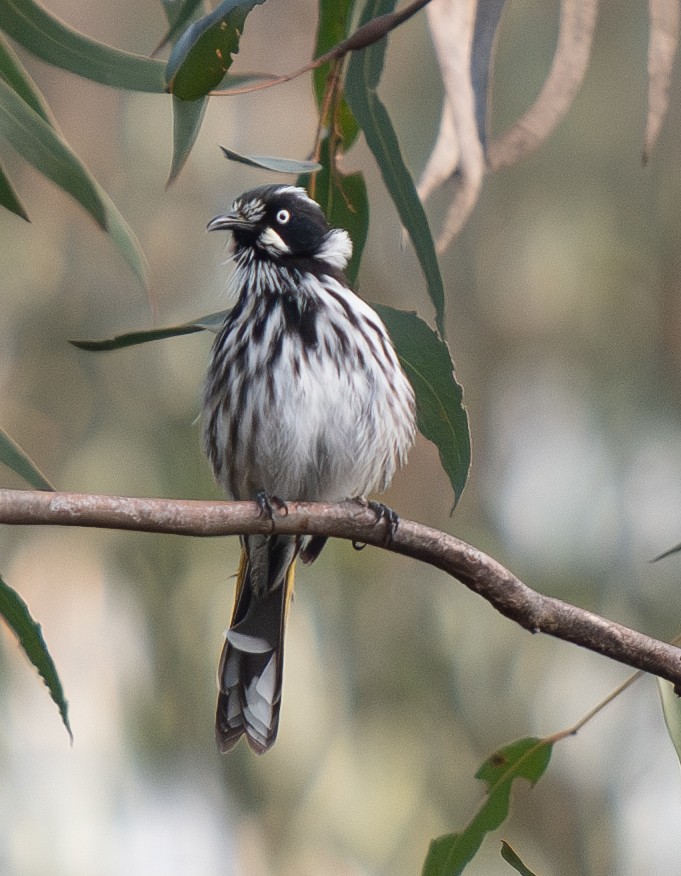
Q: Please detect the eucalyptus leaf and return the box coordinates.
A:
[221,145,321,175]
[651,541,681,561]
[0,76,148,289]
[422,738,552,876]
[0,427,54,490]
[500,841,538,876]
[168,95,208,185]
[0,571,71,740]
[0,0,165,92]
[306,0,365,283]
[156,0,205,53]
[658,678,681,765]
[165,0,266,100]
[346,0,446,337]
[0,161,28,220]
[0,32,56,125]
[374,306,469,504]
[314,0,360,150]
[303,135,368,286]
[70,311,227,351]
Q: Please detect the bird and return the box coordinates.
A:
[203,184,416,753]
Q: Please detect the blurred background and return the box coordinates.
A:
[2,0,681,873]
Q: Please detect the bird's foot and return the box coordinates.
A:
[255,492,288,529]
[353,497,400,545]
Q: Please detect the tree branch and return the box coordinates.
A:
[210,0,433,97]
[1,488,680,689]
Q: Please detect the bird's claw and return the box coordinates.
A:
[255,492,287,530]
[368,500,399,541]
[354,497,399,544]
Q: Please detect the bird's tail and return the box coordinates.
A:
[216,534,298,754]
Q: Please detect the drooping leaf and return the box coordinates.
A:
[220,145,321,174]
[306,0,365,282]
[422,738,552,876]
[500,841,538,876]
[345,0,446,337]
[70,311,227,351]
[0,427,54,490]
[374,306,470,504]
[306,135,368,286]
[0,571,71,740]
[0,161,28,219]
[165,0,266,100]
[658,679,681,765]
[314,0,360,150]
[0,33,53,220]
[0,76,148,289]
[168,95,208,185]
[0,0,165,92]
[418,1,486,252]
[651,541,681,561]
[487,0,598,171]
[0,32,57,126]
[169,85,273,183]
[156,0,205,54]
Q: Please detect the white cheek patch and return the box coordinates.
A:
[258,226,291,255]
[314,229,352,269]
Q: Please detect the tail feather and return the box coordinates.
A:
[216,535,297,754]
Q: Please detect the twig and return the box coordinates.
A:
[210,0,434,97]
[1,488,681,690]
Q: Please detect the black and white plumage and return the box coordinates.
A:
[203,184,416,753]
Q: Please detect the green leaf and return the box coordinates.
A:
[304,0,366,284]
[658,679,681,765]
[422,738,552,876]
[500,841,538,876]
[305,134,368,286]
[0,427,54,490]
[313,0,359,150]
[166,0,266,100]
[69,311,227,351]
[220,145,321,174]
[0,0,165,92]
[374,306,470,503]
[652,541,681,562]
[0,76,148,289]
[0,32,52,220]
[156,0,205,53]
[0,571,71,740]
[168,94,208,185]
[0,32,56,126]
[0,160,28,219]
[345,0,446,337]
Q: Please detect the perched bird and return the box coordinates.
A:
[203,184,416,753]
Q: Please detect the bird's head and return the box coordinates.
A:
[207,185,352,271]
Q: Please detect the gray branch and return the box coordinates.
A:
[1,488,680,688]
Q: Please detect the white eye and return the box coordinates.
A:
[276,208,291,225]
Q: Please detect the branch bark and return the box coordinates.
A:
[1,488,680,689]
[210,0,433,97]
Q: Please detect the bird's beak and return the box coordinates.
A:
[207,209,252,232]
